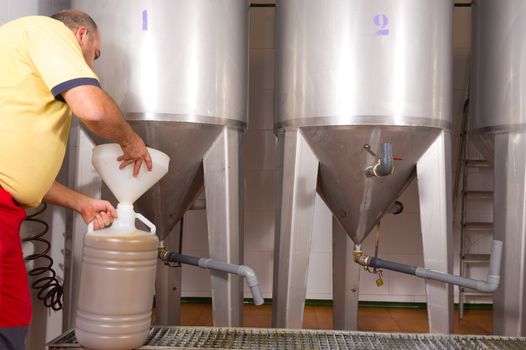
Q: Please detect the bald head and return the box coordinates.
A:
[51,9,97,33]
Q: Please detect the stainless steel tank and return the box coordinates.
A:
[470,0,526,138]
[71,0,248,327]
[273,0,454,332]
[470,0,526,336]
[276,0,452,243]
[72,0,247,237]
[0,0,70,22]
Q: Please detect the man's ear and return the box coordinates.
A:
[75,26,89,45]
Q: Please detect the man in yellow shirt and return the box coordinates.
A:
[0,10,152,349]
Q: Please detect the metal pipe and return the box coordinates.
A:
[159,242,264,305]
[354,240,503,293]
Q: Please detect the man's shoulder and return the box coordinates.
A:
[2,15,69,37]
[3,15,53,28]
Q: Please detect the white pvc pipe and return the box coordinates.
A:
[415,240,502,293]
[198,258,264,305]
[358,240,503,293]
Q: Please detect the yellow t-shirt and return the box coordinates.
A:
[0,16,100,207]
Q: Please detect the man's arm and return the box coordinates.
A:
[43,181,117,230]
[62,85,152,176]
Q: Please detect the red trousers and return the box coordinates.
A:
[0,187,30,327]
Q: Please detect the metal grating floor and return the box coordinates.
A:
[47,326,526,349]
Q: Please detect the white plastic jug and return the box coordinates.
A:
[75,144,169,350]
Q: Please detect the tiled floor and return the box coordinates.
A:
[177,304,492,335]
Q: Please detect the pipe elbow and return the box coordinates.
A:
[373,161,394,177]
[476,275,500,293]
[239,265,264,306]
[365,143,394,177]
[238,265,258,287]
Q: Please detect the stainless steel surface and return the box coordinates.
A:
[276,0,451,128]
[48,327,526,350]
[470,0,526,337]
[332,217,360,330]
[272,129,319,328]
[116,121,222,239]
[416,131,454,334]
[73,0,248,124]
[470,0,526,134]
[277,116,450,131]
[73,0,250,236]
[155,223,182,325]
[66,127,102,329]
[273,0,453,331]
[302,125,441,244]
[493,133,526,336]
[0,0,70,23]
[275,0,452,244]
[203,128,244,326]
[126,113,245,130]
[71,0,249,328]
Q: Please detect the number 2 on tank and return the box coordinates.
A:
[374,14,389,36]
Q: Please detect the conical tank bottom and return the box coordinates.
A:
[97,121,224,239]
[300,125,442,244]
[92,143,170,204]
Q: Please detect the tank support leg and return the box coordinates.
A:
[272,129,319,328]
[64,125,102,329]
[332,216,360,330]
[155,222,182,325]
[416,130,454,334]
[493,133,526,336]
[203,127,244,327]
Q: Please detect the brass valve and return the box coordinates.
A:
[158,240,169,261]
[352,249,363,263]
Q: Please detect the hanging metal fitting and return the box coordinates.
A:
[158,240,171,262]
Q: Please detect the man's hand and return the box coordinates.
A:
[43,182,117,230]
[117,132,153,176]
[78,197,117,230]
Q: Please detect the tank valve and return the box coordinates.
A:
[364,143,394,177]
[158,240,169,261]
[352,247,364,263]
[353,251,371,267]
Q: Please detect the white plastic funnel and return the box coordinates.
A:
[92,143,170,205]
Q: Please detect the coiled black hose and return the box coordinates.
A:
[22,203,64,310]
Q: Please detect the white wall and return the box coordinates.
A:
[181,3,494,304]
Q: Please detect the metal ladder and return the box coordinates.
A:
[455,100,495,319]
